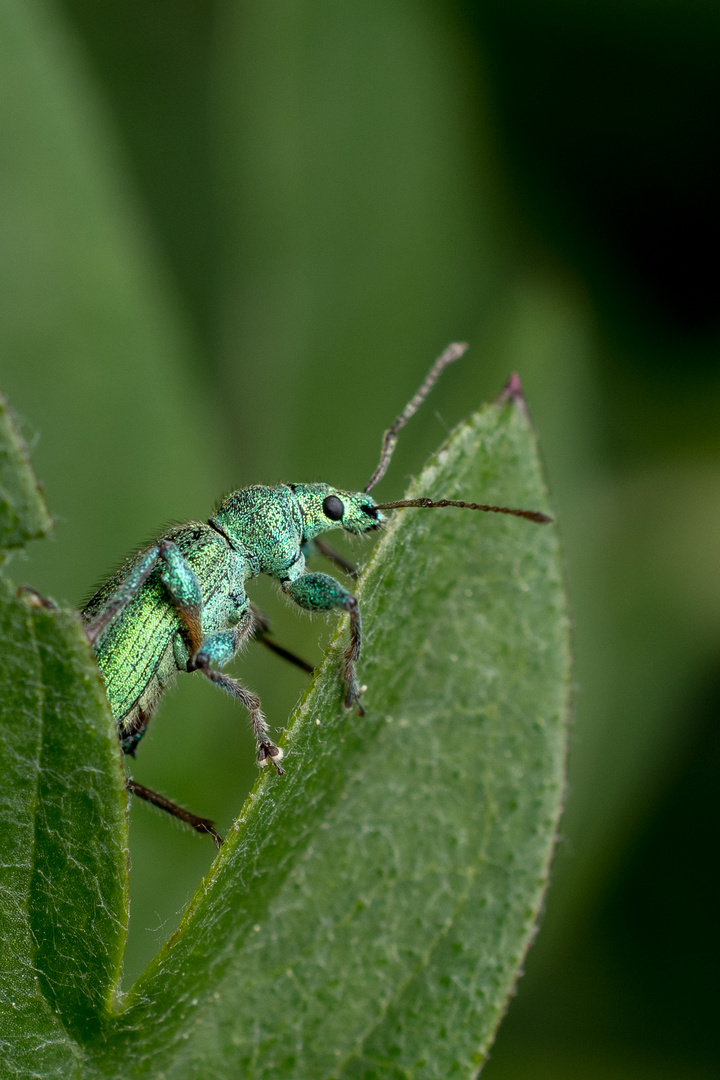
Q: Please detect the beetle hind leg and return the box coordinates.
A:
[126,778,223,848]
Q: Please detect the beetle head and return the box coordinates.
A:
[291,483,384,540]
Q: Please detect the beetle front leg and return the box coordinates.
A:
[283,573,365,715]
[311,537,359,579]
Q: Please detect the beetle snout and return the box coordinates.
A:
[360,504,383,530]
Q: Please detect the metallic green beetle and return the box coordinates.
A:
[82,345,550,844]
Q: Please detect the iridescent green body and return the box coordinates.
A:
[82,483,383,759]
[80,344,548,843]
[82,521,250,751]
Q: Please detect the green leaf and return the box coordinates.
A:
[92,392,569,1079]
[0,0,229,986]
[0,391,52,550]
[0,393,128,1075]
[0,378,568,1078]
[28,603,128,1035]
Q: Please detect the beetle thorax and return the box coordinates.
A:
[211,485,304,578]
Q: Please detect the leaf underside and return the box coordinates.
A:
[0,391,569,1079]
[0,392,53,550]
[0,398,128,1079]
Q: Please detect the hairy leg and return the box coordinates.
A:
[188,626,285,773]
[283,572,364,714]
[126,778,223,848]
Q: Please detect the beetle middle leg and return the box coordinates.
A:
[248,603,314,674]
[188,627,285,774]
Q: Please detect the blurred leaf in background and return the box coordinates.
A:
[0,0,718,1076]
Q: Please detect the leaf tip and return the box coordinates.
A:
[497,372,527,410]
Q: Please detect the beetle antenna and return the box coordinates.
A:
[371,498,552,524]
[364,342,468,493]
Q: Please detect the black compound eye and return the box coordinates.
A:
[322,494,344,521]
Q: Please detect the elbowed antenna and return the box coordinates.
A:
[364,342,468,493]
[370,498,552,524]
[364,342,552,524]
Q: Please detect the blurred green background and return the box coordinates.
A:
[1,1,718,1076]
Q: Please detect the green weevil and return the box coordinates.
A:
[82,344,550,845]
